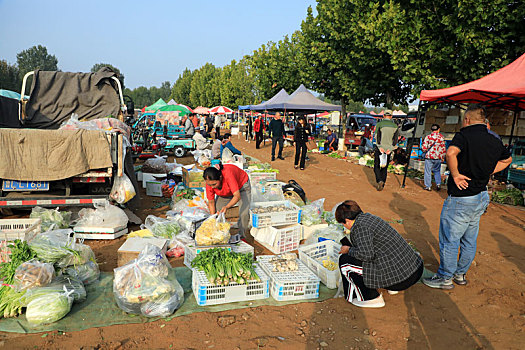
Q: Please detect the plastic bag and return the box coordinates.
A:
[30,206,71,232]
[142,156,168,174]
[304,224,345,245]
[25,286,74,326]
[166,238,185,258]
[28,229,76,263]
[172,199,210,222]
[221,147,235,162]
[56,243,96,268]
[301,198,325,226]
[14,259,54,291]
[379,153,388,168]
[76,200,129,228]
[143,215,181,240]
[251,180,284,202]
[65,260,100,285]
[22,276,86,304]
[110,173,136,204]
[195,213,230,246]
[113,244,184,316]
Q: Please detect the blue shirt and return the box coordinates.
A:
[327,133,337,145]
[220,141,242,157]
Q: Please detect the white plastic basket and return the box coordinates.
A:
[230,240,255,256]
[248,171,277,183]
[192,265,269,306]
[257,254,320,301]
[250,200,301,228]
[183,243,232,269]
[0,218,41,241]
[298,240,342,289]
[252,224,301,254]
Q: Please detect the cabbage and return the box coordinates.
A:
[26,291,72,326]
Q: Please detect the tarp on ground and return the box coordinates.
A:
[23,68,121,129]
[420,52,525,111]
[145,98,168,111]
[251,88,289,111]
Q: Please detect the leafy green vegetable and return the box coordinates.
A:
[152,222,181,239]
[25,291,72,326]
[30,207,71,232]
[491,188,524,206]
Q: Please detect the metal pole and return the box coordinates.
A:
[402,100,423,188]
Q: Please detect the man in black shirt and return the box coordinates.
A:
[268,112,285,161]
[423,105,512,290]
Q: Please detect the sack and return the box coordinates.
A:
[110,174,136,204]
[76,201,129,228]
[306,139,317,150]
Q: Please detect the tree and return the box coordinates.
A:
[16,45,58,79]
[90,63,125,89]
[0,60,20,91]
[170,69,193,106]
[189,63,220,107]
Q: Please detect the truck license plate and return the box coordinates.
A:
[2,180,49,191]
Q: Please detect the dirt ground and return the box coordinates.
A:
[2,135,525,350]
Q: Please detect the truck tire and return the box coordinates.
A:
[174,146,186,158]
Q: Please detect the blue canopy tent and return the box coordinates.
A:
[251,88,290,111]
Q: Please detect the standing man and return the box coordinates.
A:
[254,114,264,149]
[214,113,222,139]
[268,112,285,161]
[373,110,399,191]
[182,115,195,137]
[423,105,512,290]
[245,116,253,142]
[422,124,446,191]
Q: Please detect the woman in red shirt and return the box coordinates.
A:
[203,164,251,243]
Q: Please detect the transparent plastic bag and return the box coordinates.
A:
[65,260,100,285]
[172,199,210,222]
[14,259,54,291]
[57,243,96,268]
[301,198,325,226]
[195,212,230,246]
[143,156,168,173]
[251,180,284,202]
[166,238,185,258]
[76,200,129,228]
[304,224,345,245]
[110,173,136,204]
[25,286,74,326]
[30,206,71,232]
[143,215,181,240]
[140,274,184,317]
[22,276,86,305]
[221,147,235,162]
[28,229,76,263]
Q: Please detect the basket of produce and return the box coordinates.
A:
[194,213,231,246]
[251,224,301,254]
[184,240,254,268]
[298,240,342,289]
[191,248,269,306]
[257,253,320,301]
[113,244,184,317]
[250,201,301,228]
[251,180,285,202]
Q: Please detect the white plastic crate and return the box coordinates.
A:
[0,218,41,241]
[192,265,269,306]
[298,240,342,289]
[183,243,232,269]
[230,240,255,256]
[250,200,301,228]
[257,254,320,301]
[252,224,301,254]
[248,171,277,183]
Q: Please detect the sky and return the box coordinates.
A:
[0,0,317,89]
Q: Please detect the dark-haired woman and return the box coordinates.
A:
[335,200,423,308]
[294,116,310,170]
[203,164,251,243]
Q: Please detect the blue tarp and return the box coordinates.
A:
[238,105,252,110]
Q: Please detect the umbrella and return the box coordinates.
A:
[194,106,210,114]
[209,106,233,114]
[157,105,191,116]
[178,104,194,113]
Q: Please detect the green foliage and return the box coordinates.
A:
[90,63,125,89]
[16,45,58,79]
[170,68,193,106]
[0,60,20,91]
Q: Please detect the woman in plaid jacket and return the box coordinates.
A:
[335,200,423,308]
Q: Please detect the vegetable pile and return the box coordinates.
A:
[251,204,289,214]
[30,207,72,232]
[191,248,260,286]
[195,215,230,246]
[268,253,299,272]
[491,188,524,206]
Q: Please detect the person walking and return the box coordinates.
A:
[294,116,310,170]
[268,112,285,161]
[373,110,399,191]
[214,113,222,139]
[423,105,512,290]
[422,124,446,191]
[245,116,253,142]
[254,114,265,149]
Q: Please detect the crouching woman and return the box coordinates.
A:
[335,200,423,308]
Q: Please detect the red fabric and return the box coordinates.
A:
[422,132,446,160]
[192,116,199,128]
[253,118,264,132]
[206,164,249,200]
[420,52,525,110]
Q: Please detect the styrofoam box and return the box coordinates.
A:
[250,200,301,228]
[142,173,166,188]
[146,181,163,197]
[257,254,320,301]
[298,240,342,289]
[251,224,301,254]
[192,265,269,306]
[136,171,143,182]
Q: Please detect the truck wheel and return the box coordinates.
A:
[174,146,186,158]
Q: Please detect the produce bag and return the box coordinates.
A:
[172,185,199,204]
[28,229,76,263]
[21,276,86,305]
[30,206,72,232]
[76,200,129,228]
[142,156,168,174]
[172,199,210,222]
[165,239,185,258]
[113,244,184,317]
[251,180,284,202]
[65,260,100,285]
[301,198,325,226]
[195,213,230,246]
[143,215,181,240]
[13,259,54,291]
[56,243,96,268]
[110,173,136,204]
[25,287,74,326]
[304,224,345,245]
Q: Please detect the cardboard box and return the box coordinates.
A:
[146,181,163,197]
[117,237,168,267]
[182,168,206,188]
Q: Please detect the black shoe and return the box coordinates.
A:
[376,181,385,191]
[278,156,285,160]
[271,157,275,161]
[436,185,441,191]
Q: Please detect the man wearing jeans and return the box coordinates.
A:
[423,106,512,289]
[422,124,446,191]
[268,112,285,161]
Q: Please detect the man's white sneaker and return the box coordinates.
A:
[350,294,385,308]
[387,290,399,295]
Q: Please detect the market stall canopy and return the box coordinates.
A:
[420,52,525,111]
[167,99,177,105]
[145,98,168,111]
[282,84,341,112]
[238,105,252,110]
[157,104,190,116]
[251,88,290,111]
[194,106,210,114]
[178,104,194,113]
[210,105,233,114]
[393,110,407,115]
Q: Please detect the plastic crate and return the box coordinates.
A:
[250,200,302,228]
[184,243,232,269]
[192,265,269,306]
[248,171,277,184]
[230,240,255,256]
[0,218,41,241]
[256,254,320,301]
[298,240,342,289]
[252,224,301,254]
